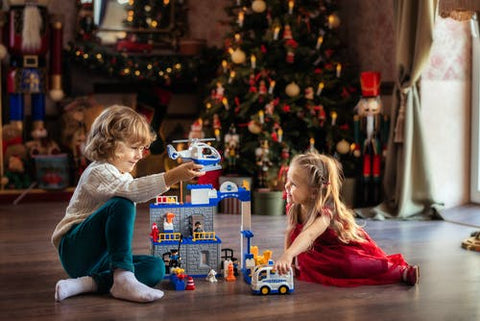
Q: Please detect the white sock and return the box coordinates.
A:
[55,276,97,301]
[110,270,164,303]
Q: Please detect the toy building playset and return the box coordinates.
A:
[148,139,294,295]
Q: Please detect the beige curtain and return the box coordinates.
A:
[373,0,441,219]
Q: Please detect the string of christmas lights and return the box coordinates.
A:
[66,42,201,86]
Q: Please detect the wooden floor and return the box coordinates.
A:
[1,201,480,321]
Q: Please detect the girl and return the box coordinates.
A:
[52,105,205,302]
[273,152,419,287]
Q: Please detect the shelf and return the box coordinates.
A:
[0,187,75,204]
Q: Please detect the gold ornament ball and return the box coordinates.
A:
[231,48,246,64]
[353,149,361,158]
[248,120,262,134]
[336,139,350,155]
[328,13,341,29]
[252,0,267,13]
[285,82,301,97]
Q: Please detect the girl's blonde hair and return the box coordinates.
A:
[84,105,156,162]
[286,152,365,244]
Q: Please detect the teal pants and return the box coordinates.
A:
[58,197,165,293]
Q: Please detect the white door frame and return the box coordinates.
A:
[470,14,480,203]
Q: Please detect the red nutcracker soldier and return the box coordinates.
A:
[1,0,64,132]
[354,71,389,205]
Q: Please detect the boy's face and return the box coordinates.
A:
[110,141,146,173]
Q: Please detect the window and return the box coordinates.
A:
[201,251,208,266]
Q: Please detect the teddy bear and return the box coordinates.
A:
[1,124,31,189]
[25,127,61,158]
[61,96,103,183]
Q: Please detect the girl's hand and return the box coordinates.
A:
[164,161,205,187]
[273,252,293,275]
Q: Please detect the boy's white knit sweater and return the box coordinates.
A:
[51,161,169,249]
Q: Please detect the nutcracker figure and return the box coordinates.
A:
[0,0,64,132]
[224,124,239,172]
[255,139,272,188]
[354,71,389,206]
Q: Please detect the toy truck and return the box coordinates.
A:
[250,264,294,295]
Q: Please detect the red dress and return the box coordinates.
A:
[291,223,409,287]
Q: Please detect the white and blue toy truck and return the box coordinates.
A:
[250,264,294,295]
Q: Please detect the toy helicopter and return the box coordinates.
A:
[167,138,222,172]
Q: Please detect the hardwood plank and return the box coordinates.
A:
[1,202,480,321]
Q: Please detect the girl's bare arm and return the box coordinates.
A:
[274,214,330,274]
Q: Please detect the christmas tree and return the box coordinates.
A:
[199,0,360,190]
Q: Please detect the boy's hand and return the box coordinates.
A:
[164,161,205,187]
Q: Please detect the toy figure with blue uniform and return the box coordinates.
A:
[0,0,64,132]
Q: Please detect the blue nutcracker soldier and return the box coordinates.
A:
[1,0,64,132]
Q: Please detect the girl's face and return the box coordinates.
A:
[284,164,312,206]
[110,141,146,173]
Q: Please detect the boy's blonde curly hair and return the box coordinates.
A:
[84,105,156,162]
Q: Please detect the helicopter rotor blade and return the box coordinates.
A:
[171,138,217,143]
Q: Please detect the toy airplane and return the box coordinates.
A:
[167,138,222,172]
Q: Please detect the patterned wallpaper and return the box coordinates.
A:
[12,0,470,83]
[339,0,396,81]
[188,0,230,47]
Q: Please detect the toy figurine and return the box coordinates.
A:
[283,24,292,39]
[317,105,326,127]
[150,222,159,243]
[259,80,267,95]
[75,0,94,41]
[2,154,31,189]
[1,123,31,188]
[163,212,175,232]
[0,0,64,132]
[232,257,239,277]
[223,258,233,278]
[169,249,181,269]
[188,118,205,140]
[25,127,60,157]
[61,96,103,183]
[206,269,218,283]
[255,140,272,188]
[224,124,240,172]
[305,86,314,100]
[193,221,203,233]
[213,82,225,100]
[354,71,389,205]
[276,146,290,192]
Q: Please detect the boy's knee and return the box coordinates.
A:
[109,197,134,209]
[139,256,165,286]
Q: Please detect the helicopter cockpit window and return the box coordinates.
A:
[202,148,213,156]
